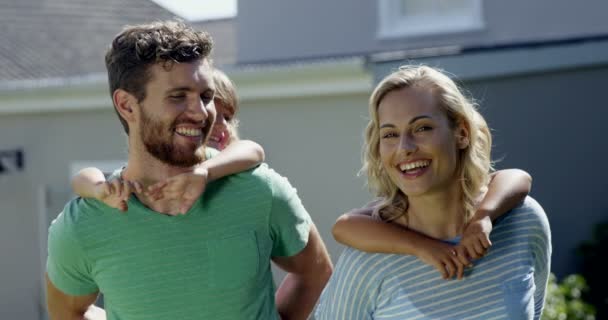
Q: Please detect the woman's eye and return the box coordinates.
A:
[381,132,397,139]
[416,126,432,133]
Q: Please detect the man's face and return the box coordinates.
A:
[136,59,216,167]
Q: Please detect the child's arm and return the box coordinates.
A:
[332,169,532,279]
[200,139,265,182]
[333,205,470,279]
[71,167,141,211]
[457,168,532,259]
[147,140,265,214]
[334,214,469,279]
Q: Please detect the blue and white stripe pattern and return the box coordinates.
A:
[316,197,551,320]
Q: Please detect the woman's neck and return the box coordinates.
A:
[396,182,467,240]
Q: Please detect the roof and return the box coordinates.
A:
[0,0,235,88]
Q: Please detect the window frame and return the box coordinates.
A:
[377,0,485,39]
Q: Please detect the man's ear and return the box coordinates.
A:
[113,89,137,122]
[456,121,470,150]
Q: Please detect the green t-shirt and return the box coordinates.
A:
[46,162,312,320]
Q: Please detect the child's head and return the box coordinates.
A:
[209,68,240,150]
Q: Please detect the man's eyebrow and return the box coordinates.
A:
[165,86,193,93]
[379,115,432,129]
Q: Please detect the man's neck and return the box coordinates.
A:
[121,143,200,213]
[122,148,196,185]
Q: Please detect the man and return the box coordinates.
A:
[46,21,332,320]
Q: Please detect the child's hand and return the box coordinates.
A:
[416,237,471,280]
[146,168,209,215]
[94,178,142,212]
[456,215,492,260]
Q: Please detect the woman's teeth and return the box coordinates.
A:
[399,160,430,172]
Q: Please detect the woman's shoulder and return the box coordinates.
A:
[493,196,551,243]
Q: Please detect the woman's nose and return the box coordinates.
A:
[400,134,418,154]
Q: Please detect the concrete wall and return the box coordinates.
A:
[237,93,372,265]
[0,108,128,221]
[237,0,608,63]
[0,177,45,319]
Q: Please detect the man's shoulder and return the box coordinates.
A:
[225,163,295,194]
[50,198,111,234]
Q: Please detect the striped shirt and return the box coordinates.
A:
[316,197,551,320]
[47,161,312,320]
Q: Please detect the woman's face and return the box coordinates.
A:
[377,86,465,198]
[208,99,235,150]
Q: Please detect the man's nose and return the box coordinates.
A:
[186,97,210,122]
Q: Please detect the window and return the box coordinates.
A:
[378,0,484,39]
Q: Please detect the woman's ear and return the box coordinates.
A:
[113,89,137,122]
[456,121,470,150]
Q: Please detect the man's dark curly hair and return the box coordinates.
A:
[105,20,213,134]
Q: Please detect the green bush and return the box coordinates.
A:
[542,273,595,320]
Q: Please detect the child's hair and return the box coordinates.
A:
[213,68,240,142]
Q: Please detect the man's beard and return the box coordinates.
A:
[139,109,205,167]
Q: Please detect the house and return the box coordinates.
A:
[2,0,608,318]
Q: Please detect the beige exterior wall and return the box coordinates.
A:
[238,93,372,265]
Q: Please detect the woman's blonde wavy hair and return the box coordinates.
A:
[362,65,493,223]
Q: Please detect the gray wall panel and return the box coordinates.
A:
[465,67,608,277]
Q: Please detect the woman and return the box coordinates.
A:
[316,65,551,319]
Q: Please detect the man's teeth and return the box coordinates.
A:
[175,128,202,137]
[399,160,430,172]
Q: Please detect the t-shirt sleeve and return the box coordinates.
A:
[46,204,99,296]
[266,169,312,257]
